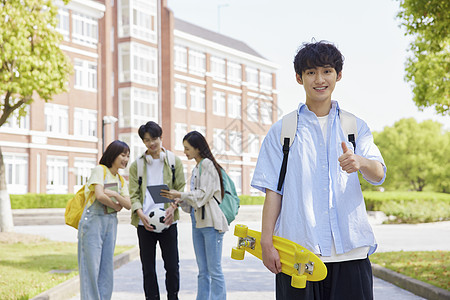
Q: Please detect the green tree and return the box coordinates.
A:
[396,0,450,115]
[371,118,449,192]
[0,0,72,231]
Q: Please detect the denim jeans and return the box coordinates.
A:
[190,210,226,300]
[78,200,118,300]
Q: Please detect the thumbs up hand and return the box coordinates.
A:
[338,141,361,174]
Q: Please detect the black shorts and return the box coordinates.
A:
[276,257,373,300]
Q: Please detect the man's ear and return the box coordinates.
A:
[296,73,303,85]
[336,72,342,82]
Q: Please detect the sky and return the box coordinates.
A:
[167,0,449,132]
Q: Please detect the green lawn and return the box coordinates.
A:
[0,233,133,300]
[371,250,449,291]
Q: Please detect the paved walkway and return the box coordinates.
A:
[15,206,450,299]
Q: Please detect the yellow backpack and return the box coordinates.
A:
[64,165,124,229]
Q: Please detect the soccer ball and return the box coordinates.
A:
[148,208,168,233]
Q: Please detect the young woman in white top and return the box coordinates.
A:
[162,131,228,300]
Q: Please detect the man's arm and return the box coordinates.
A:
[260,189,283,274]
[339,142,384,182]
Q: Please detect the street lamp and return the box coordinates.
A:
[102,115,118,152]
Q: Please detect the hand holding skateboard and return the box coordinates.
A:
[231,224,327,289]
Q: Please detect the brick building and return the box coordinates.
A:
[0,0,277,196]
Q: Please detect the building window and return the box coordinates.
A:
[119,87,158,128]
[261,101,273,125]
[72,12,98,47]
[56,8,70,40]
[188,49,206,76]
[74,108,97,137]
[118,0,157,42]
[4,153,28,194]
[260,71,273,90]
[118,42,157,86]
[174,45,187,71]
[212,91,226,116]
[228,94,241,119]
[174,82,187,109]
[47,156,68,194]
[175,123,187,151]
[213,128,226,154]
[248,134,260,155]
[73,158,96,192]
[190,125,206,137]
[3,105,29,130]
[229,169,242,195]
[246,99,258,122]
[227,62,242,85]
[74,59,97,91]
[228,131,242,155]
[211,56,226,80]
[190,86,205,112]
[45,103,68,134]
[246,67,258,89]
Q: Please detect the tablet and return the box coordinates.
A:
[147,184,172,203]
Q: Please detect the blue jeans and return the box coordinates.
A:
[78,200,118,300]
[191,210,226,300]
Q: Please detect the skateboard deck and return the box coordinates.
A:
[231,224,327,289]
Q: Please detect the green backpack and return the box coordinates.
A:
[199,161,240,225]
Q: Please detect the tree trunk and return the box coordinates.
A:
[0,149,14,232]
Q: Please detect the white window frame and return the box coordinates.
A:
[228,131,242,155]
[56,8,70,40]
[248,134,260,155]
[45,103,68,134]
[174,82,187,109]
[118,0,157,42]
[188,49,206,76]
[211,56,226,81]
[213,91,226,116]
[227,61,242,85]
[175,123,188,151]
[229,168,242,195]
[46,156,68,194]
[246,99,258,123]
[74,108,97,137]
[73,158,96,192]
[72,12,98,47]
[74,59,97,92]
[213,128,226,154]
[246,67,259,89]
[118,42,157,86]
[174,45,187,71]
[260,71,273,90]
[227,94,241,119]
[261,101,273,125]
[118,87,158,128]
[190,86,205,112]
[4,153,28,194]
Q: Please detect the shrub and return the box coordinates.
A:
[10,194,74,209]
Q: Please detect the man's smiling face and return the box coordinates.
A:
[297,65,342,105]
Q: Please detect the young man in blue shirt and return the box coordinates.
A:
[251,41,386,299]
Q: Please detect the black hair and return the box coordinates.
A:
[138,121,163,140]
[99,140,130,168]
[183,131,224,198]
[293,40,344,78]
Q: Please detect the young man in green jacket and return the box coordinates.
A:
[128,121,186,300]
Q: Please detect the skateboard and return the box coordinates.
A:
[231,224,327,289]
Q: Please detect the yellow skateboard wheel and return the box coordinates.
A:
[231,247,245,260]
[234,224,248,238]
[291,274,307,289]
[295,250,309,264]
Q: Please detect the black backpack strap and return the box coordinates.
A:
[171,164,176,184]
[277,137,290,191]
[348,134,356,151]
